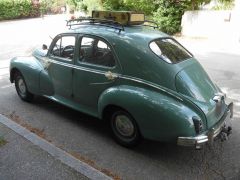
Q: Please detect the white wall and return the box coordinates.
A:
[181,10,240,43]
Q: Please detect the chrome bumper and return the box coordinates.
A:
[177,103,233,148]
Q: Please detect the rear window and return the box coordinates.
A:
[149,38,192,64]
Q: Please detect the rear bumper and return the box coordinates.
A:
[177,102,233,148]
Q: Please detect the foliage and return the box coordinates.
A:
[81,0,103,14]
[65,0,103,14]
[41,0,66,14]
[0,0,41,20]
[153,0,187,35]
[123,0,156,15]
[103,0,125,11]
[184,0,211,10]
[212,0,234,10]
[103,0,155,15]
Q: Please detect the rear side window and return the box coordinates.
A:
[79,37,115,67]
[149,38,192,64]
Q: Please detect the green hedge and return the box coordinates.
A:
[153,1,187,35]
[0,0,41,21]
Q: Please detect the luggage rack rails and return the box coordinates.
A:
[66,18,125,32]
[66,17,159,32]
[143,20,159,29]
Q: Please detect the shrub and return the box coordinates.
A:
[0,0,41,21]
[153,1,187,35]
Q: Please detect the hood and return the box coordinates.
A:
[32,48,47,58]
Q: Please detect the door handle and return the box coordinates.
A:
[105,71,118,80]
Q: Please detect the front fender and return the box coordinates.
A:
[10,56,43,95]
[98,85,204,142]
[10,56,54,96]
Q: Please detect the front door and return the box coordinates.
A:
[73,35,120,112]
[47,34,76,98]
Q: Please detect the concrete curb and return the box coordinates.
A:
[0,114,112,180]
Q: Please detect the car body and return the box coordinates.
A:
[10,11,233,148]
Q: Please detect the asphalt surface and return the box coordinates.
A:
[0,15,240,179]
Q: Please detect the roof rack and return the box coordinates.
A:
[143,20,159,29]
[66,18,125,32]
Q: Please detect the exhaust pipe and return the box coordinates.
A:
[220,126,232,141]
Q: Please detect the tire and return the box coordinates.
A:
[110,110,142,147]
[14,72,34,102]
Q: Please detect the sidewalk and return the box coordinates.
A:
[0,115,111,180]
[0,123,87,180]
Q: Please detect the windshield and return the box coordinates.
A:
[149,38,192,64]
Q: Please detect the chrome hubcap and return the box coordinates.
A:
[18,78,26,95]
[115,115,134,137]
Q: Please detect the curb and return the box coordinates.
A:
[0,114,112,180]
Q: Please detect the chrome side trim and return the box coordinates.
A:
[46,58,183,101]
[46,58,107,75]
[120,75,183,101]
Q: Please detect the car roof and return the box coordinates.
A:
[64,25,169,43]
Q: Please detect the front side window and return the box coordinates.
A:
[149,38,192,64]
[51,35,75,60]
[79,37,115,67]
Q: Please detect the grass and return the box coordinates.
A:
[0,136,7,147]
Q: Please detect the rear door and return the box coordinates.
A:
[73,35,120,111]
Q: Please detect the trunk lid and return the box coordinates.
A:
[175,60,227,128]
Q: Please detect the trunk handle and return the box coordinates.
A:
[213,92,226,103]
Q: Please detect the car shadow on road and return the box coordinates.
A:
[32,95,110,136]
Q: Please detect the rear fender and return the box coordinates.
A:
[98,85,205,142]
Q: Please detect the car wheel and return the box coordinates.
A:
[14,72,34,102]
[110,110,141,147]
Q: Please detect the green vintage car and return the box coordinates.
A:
[10,11,233,149]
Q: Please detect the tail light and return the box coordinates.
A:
[192,116,203,135]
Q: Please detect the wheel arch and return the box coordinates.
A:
[10,67,20,83]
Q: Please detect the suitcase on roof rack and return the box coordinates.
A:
[92,11,145,25]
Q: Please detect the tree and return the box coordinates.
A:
[153,0,187,34]
[123,0,156,15]
[67,0,81,8]
[103,0,124,10]
[187,0,211,10]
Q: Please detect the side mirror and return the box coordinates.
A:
[42,44,48,50]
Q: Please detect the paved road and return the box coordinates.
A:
[0,15,240,179]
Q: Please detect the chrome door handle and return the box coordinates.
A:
[105,71,118,80]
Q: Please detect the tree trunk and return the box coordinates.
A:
[191,0,196,10]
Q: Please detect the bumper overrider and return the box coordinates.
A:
[177,102,233,149]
